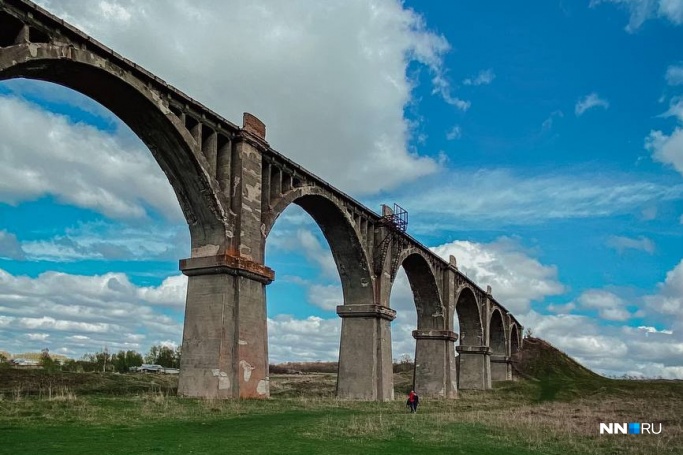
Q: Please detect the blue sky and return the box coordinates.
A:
[0,0,682,378]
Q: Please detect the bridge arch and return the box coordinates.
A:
[454,286,483,346]
[391,249,444,329]
[488,308,506,355]
[264,187,374,305]
[488,307,509,382]
[510,323,521,356]
[0,42,228,250]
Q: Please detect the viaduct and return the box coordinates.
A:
[0,0,523,401]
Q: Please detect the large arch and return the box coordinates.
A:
[265,187,392,399]
[396,251,443,330]
[489,309,506,354]
[454,287,483,346]
[0,37,244,400]
[510,323,521,356]
[265,188,374,305]
[454,286,488,389]
[385,251,456,398]
[0,41,228,250]
[489,308,508,381]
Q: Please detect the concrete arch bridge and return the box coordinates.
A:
[0,0,523,400]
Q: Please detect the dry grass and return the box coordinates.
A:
[1,364,681,454]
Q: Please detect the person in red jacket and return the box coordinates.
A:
[406,390,419,413]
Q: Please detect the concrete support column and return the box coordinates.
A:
[178,254,274,399]
[456,345,491,390]
[336,304,396,401]
[412,329,458,398]
[490,354,511,381]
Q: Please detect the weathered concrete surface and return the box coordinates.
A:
[490,354,511,381]
[488,309,508,382]
[0,0,526,401]
[336,304,395,400]
[178,254,273,399]
[413,329,458,398]
[177,272,238,398]
[457,346,491,390]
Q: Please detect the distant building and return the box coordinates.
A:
[10,358,41,369]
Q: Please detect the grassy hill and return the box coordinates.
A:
[512,337,598,380]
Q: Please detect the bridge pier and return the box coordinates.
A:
[490,354,512,381]
[456,346,491,390]
[178,255,274,399]
[336,304,396,400]
[412,329,458,398]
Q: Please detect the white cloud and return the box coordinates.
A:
[446,125,462,140]
[0,268,186,356]
[269,227,339,281]
[463,69,495,86]
[578,289,632,321]
[267,315,341,363]
[606,235,655,254]
[389,168,683,231]
[638,325,673,335]
[306,284,343,312]
[0,230,25,260]
[575,92,610,116]
[31,0,459,195]
[646,95,683,177]
[666,64,683,85]
[0,95,182,220]
[645,259,683,317]
[646,128,683,176]
[661,97,683,122]
[592,0,683,31]
[520,310,683,378]
[431,237,565,313]
[547,302,576,313]
[19,221,189,262]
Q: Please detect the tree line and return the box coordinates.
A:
[28,345,181,373]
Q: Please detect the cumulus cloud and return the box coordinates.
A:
[306,284,343,312]
[431,237,565,313]
[592,0,683,31]
[463,69,495,86]
[666,64,683,86]
[646,128,683,176]
[645,259,683,317]
[521,310,683,378]
[0,94,182,220]
[268,315,341,363]
[577,289,632,321]
[521,259,683,379]
[605,235,655,254]
[31,0,461,195]
[646,92,683,177]
[575,92,610,116]
[0,268,186,356]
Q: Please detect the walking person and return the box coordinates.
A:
[406,390,419,413]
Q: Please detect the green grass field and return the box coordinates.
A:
[1,339,681,454]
